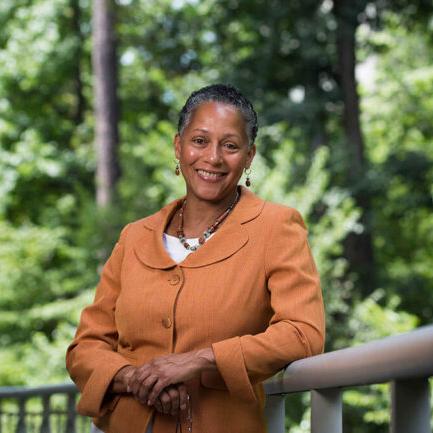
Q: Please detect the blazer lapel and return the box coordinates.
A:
[132,186,265,269]
[133,198,181,270]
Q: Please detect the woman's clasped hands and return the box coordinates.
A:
[113,348,216,417]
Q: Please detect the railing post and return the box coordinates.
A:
[65,393,76,433]
[265,395,285,433]
[311,388,342,433]
[15,398,27,433]
[40,395,51,433]
[390,377,431,433]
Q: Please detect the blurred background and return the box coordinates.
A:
[0,0,432,432]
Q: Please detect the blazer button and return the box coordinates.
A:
[168,274,181,285]
[162,317,172,328]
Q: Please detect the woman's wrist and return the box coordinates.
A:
[194,348,217,372]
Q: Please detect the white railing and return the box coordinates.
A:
[264,324,433,433]
[1,325,432,433]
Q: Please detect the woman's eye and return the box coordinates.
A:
[193,137,206,145]
[225,142,238,151]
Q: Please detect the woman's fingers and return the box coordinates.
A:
[154,397,163,413]
[152,385,184,416]
[147,377,169,405]
[111,365,136,393]
[178,384,188,411]
[137,374,159,404]
[130,350,209,404]
[126,356,196,410]
[159,390,171,414]
[127,365,150,395]
[141,383,188,418]
[166,386,180,416]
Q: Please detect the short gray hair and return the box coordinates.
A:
[177,83,258,147]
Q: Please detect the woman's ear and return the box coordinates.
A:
[246,144,256,168]
[174,133,181,160]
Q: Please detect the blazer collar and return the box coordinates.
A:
[133,186,264,269]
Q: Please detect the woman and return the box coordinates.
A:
[66,84,325,433]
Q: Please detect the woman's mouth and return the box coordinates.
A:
[196,169,226,182]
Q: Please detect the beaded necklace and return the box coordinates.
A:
[177,189,240,251]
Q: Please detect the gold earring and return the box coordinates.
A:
[244,167,251,187]
[174,159,180,176]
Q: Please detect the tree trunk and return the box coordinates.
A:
[92,0,120,207]
[334,0,375,292]
[335,1,365,174]
[71,0,85,125]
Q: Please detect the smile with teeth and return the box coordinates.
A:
[196,169,226,180]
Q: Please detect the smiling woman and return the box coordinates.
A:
[172,100,255,227]
[66,84,326,433]
[174,86,256,208]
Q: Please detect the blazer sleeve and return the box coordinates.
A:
[65,224,133,418]
[211,207,326,402]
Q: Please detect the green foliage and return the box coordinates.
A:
[0,2,432,433]
[342,290,418,429]
[348,289,419,342]
[361,15,433,324]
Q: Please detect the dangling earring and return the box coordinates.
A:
[244,167,252,187]
[174,159,180,176]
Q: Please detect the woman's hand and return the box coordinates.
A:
[127,348,216,406]
[110,365,136,393]
[153,384,188,416]
[110,365,187,416]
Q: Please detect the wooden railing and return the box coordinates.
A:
[1,325,432,433]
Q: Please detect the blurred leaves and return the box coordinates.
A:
[0,2,432,433]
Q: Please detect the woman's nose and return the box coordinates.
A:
[205,142,222,164]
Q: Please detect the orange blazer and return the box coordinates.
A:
[66,186,325,433]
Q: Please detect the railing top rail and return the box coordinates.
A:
[1,326,432,399]
[265,324,433,395]
[0,383,77,399]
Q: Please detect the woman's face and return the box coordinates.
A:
[174,101,256,204]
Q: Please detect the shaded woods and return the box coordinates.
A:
[0,1,432,431]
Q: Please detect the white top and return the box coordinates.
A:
[162,232,215,263]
